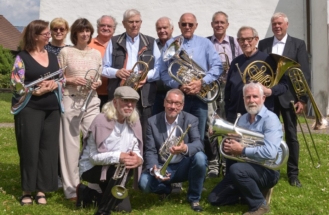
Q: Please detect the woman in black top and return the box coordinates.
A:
[10,20,64,206]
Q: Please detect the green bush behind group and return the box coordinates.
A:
[0,45,14,89]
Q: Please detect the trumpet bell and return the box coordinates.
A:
[111,185,128,199]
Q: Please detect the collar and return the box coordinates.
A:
[126,33,140,43]
[182,34,195,42]
[274,34,288,44]
[246,105,266,123]
[244,49,259,58]
[164,113,179,126]
[211,34,229,44]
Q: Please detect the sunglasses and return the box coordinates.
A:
[181,22,194,28]
[52,27,66,32]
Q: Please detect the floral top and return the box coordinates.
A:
[45,43,70,56]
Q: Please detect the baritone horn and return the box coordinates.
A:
[111,141,138,199]
[154,124,191,179]
[236,53,299,88]
[210,114,289,170]
[163,36,220,103]
[121,54,154,90]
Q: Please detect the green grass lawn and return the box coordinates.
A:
[0,126,328,215]
[0,93,14,123]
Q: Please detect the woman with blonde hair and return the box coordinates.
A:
[45,17,70,56]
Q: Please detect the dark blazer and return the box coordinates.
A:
[143,111,204,171]
[258,35,310,108]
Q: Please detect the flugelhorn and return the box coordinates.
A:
[14,66,66,95]
[111,141,138,199]
[163,36,220,103]
[210,114,289,170]
[121,54,154,90]
[154,124,191,180]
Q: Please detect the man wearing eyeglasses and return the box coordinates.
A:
[102,9,161,144]
[139,89,207,212]
[224,26,288,124]
[89,15,117,109]
[258,12,310,188]
[160,13,222,142]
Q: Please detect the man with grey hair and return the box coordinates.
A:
[208,81,282,215]
[102,9,161,143]
[90,15,117,109]
[258,12,310,188]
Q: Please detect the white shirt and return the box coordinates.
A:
[271,34,288,55]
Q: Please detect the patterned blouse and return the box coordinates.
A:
[45,43,70,56]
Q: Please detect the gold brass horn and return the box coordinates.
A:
[121,54,154,90]
[210,114,289,170]
[154,124,191,179]
[236,53,300,88]
[163,36,220,103]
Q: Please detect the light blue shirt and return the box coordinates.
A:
[159,35,223,89]
[102,33,161,82]
[237,105,283,162]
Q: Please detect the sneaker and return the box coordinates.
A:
[243,204,270,215]
[190,201,203,212]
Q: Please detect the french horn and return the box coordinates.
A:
[163,36,220,103]
[210,114,289,170]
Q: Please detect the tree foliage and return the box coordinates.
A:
[0,45,14,88]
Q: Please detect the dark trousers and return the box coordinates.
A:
[208,162,280,211]
[14,107,60,192]
[81,165,132,215]
[152,92,166,116]
[136,101,153,143]
[274,99,299,178]
[98,94,109,111]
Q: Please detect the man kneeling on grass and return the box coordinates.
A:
[77,86,143,215]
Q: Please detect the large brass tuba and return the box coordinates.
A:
[236,53,300,88]
[210,114,289,170]
[154,124,191,179]
[121,54,154,90]
[163,36,220,103]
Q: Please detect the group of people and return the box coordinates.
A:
[10,8,309,215]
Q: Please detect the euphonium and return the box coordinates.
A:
[154,124,191,179]
[111,141,138,199]
[210,114,289,170]
[121,54,154,90]
[163,36,220,103]
[236,53,299,88]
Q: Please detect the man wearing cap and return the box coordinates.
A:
[139,89,207,212]
[77,86,144,215]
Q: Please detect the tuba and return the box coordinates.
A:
[163,36,220,103]
[236,53,299,88]
[154,124,191,179]
[210,114,289,170]
[120,54,154,90]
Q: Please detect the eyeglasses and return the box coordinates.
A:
[52,27,66,32]
[99,24,114,29]
[237,37,256,43]
[39,32,51,37]
[181,22,194,28]
[165,99,183,107]
[121,98,137,104]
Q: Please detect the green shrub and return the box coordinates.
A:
[0,45,14,88]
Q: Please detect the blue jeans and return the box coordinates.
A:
[208,162,280,211]
[139,151,207,203]
[183,96,208,141]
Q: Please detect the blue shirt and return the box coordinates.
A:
[159,35,223,89]
[102,33,161,82]
[237,105,283,163]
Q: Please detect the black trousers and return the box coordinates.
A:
[14,107,60,192]
[274,100,299,178]
[81,165,132,215]
[136,101,152,143]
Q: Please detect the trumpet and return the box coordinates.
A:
[14,66,66,95]
[163,36,220,103]
[121,54,154,90]
[154,124,191,180]
[111,141,138,199]
[72,65,101,112]
[211,114,289,170]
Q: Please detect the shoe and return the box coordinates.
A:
[19,194,33,206]
[190,201,203,212]
[76,183,87,207]
[243,204,270,215]
[35,195,47,205]
[207,160,219,178]
[171,183,183,193]
[289,177,302,188]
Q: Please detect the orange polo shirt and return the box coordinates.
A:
[89,37,109,96]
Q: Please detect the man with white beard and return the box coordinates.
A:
[208,82,282,215]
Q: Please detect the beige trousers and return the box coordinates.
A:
[59,94,100,198]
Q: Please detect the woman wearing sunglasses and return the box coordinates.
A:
[45,17,70,56]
